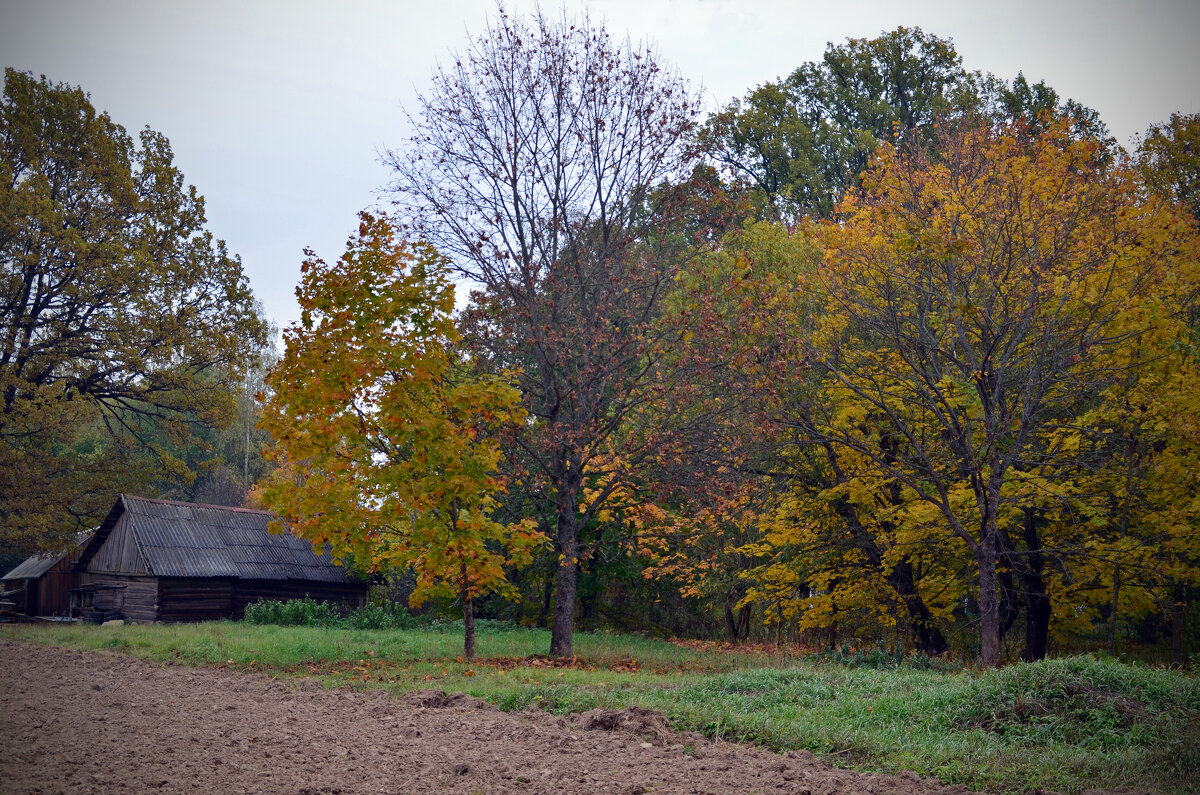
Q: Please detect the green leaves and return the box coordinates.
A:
[0,69,268,554]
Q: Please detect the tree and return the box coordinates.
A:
[990,72,1108,142]
[701,83,824,219]
[0,69,267,554]
[705,27,972,218]
[654,220,954,654]
[153,346,280,508]
[1137,112,1200,222]
[256,213,541,660]
[387,7,700,656]
[799,118,1198,666]
[703,30,1107,221]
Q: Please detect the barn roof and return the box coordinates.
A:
[3,553,61,581]
[75,495,357,583]
[3,534,92,581]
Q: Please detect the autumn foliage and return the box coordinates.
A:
[12,16,1200,669]
[647,118,1200,665]
[256,213,543,659]
[257,95,1198,667]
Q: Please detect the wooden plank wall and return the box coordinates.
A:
[35,568,87,616]
[7,547,87,617]
[38,547,88,615]
[88,573,158,623]
[156,578,235,622]
[88,514,148,575]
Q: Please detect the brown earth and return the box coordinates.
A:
[0,639,973,795]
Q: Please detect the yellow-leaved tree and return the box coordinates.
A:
[785,117,1199,666]
[256,213,543,660]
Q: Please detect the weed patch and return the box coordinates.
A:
[948,656,1200,750]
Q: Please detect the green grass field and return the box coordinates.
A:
[3,621,1196,794]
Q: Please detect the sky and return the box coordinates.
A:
[3,0,1199,336]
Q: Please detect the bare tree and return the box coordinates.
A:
[386,6,701,655]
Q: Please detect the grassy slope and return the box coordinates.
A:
[3,622,1196,794]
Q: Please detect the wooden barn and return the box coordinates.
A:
[1,536,90,617]
[73,495,367,623]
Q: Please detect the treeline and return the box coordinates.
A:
[4,14,1198,666]
[255,13,1200,665]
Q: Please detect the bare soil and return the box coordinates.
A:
[0,639,972,794]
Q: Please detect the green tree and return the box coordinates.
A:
[256,213,542,660]
[705,27,971,217]
[1137,112,1200,222]
[153,345,279,508]
[703,30,1106,220]
[0,69,267,554]
[963,71,1110,147]
[701,83,824,219]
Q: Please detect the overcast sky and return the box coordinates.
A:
[3,0,1198,335]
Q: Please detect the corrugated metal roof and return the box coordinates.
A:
[79,496,355,583]
[2,533,92,580]
[3,554,60,580]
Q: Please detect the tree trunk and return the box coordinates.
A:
[549,486,581,657]
[1170,582,1185,668]
[906,599,949,656]
[997,569,1021,640]
[977,516,1000,667]
[829,489,948,655]
[1108,562,1121,655]
[890,560,949,655]
[975,471,1004,668]
[462,585,475,662]
[1021,589,1051,662]
[736,603,752,642]
[723,593,739,644]
[1018,508,1051,662]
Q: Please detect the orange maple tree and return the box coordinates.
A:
[256,212,543,659]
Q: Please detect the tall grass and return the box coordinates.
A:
[2,621,1195,794]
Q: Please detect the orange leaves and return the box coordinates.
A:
[257,211,543,629]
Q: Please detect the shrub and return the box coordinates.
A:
[243,596,342,627]
[344,601,421,630]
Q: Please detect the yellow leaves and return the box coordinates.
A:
[257,211,536,615]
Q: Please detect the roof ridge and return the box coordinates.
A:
[121,494,276,516]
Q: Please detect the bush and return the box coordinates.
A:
[344,601,422,630]
[243,597,344,627]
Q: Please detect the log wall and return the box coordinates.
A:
[75,575,367,622]
[87,573,158,623]
[157,578,236,622]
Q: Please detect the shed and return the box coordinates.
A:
[73,495,367,622]
[1,536,90,617]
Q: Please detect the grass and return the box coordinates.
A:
[2,621,1196,794]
